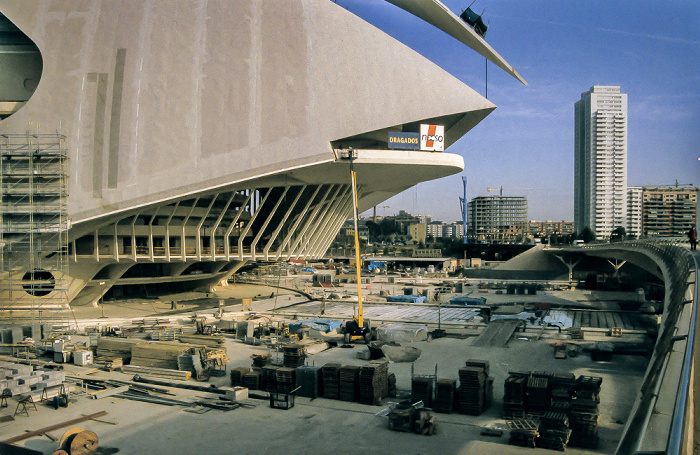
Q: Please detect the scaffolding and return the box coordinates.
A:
[0,132,71,327]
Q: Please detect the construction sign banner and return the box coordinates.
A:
[388,132,420,150]
[420,124,444,152]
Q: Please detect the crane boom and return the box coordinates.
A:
[349,151,364,328]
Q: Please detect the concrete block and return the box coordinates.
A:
[19,376,41,386]
[4,379,19,389]
[236,321,254,339]
[224,386,248,401]
[35,379,62,390]
[31,324,42,340]
[5,385,31,396]
[0,329,11,344]
[11,328,23,343]
[42,371,65,382]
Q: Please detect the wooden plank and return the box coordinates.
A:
[2,411,108,444]
[89,385,129,399]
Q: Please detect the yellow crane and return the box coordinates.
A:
[344,149,371,343]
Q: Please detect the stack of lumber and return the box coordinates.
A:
[131,342,199,369]
[96,337,146,362]
[569,376,602,449]
[122,365,191,380]
[178,334,225,348]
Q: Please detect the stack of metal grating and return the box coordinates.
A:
[261,365,280,392]
[411,376,434,408]
[282,344,306,368]
[503,373,528,419]
[458,360,491,415]
[295,365,322,398]
[322,363,341,399]
[359,361,389,405]
[434,379,456,413]
[537,412,571,451]
[276,367,296,393]
[339,365,360,402]
[568,376,602,448]
[507,418,539,448]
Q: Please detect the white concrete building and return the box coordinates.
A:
[0,1,524,312]
[627,186,643,238]
[574,86,628,239]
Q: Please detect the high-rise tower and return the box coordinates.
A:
[574,86,628,239]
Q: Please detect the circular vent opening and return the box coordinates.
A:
[22,269,55,296]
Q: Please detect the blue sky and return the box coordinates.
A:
[338,0,700,223]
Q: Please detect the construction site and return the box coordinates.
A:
[0,259,687,455]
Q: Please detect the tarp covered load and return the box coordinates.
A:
[386,295,428,304]
[376,324,429,343]
[368,261,386,272]
[449,295,486,305]
[288,318,343,334]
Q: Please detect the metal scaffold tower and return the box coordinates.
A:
[0,132,71,327]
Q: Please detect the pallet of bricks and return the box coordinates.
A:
[261,365,280,392]
[537,412,571,451]
[503,373,528,419]
[568,375,602,449]
[411,376,433,408]
[359,361,389,405]
[339,365,360,402]
[433,379,456,413]
[322,363,341,400]
[283,344,306,368]
[457,359,491,416]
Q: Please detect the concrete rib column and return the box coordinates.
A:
[224,190,253,260]
[164,201,180,262]
[250,186,289,261]
[262,185,306,261]
[287,185,334,260]
[299,185,343,258]
[277,185,321,260]
[196,195,218,261]
[238,188,271,260]
[209,192,237,260]
[181,198,200,261]
[311,191,353,258]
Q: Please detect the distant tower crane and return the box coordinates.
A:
[486,186,554,196]
[460,176,467,244]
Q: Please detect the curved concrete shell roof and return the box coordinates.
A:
[385,0,527,85]
[0,0,498,223]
